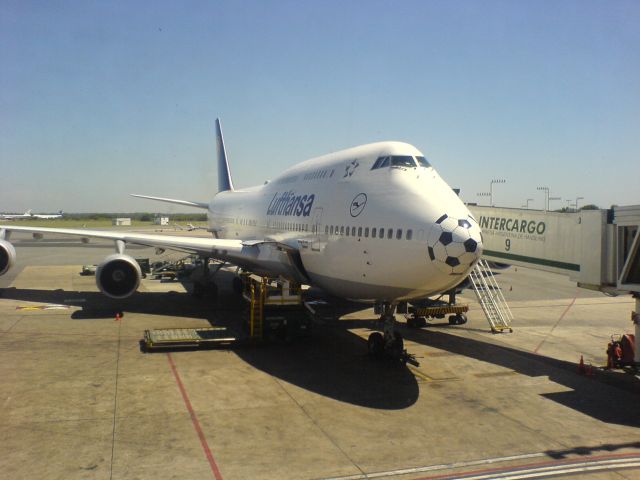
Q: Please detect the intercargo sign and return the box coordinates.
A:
[478,216,546,235]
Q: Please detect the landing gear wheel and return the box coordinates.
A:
[367,332,384,358]
[408,316,427,328]
[209,282,219,301]
[449,313,467,325]
[387,331,404,362]
[232,276,243,295]
[192,282,204,298]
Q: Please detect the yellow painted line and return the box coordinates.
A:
[16,304,70,311]
[473,370,518,378]
[408,366,434,383]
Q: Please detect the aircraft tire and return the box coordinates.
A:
[192,282,204,298]
[232,276,243,295]
[388,331,404,360]
[368,332,384,358]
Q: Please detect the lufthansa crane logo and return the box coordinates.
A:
[350,193,367,217]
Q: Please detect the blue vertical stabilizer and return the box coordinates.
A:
[216,118,235,192]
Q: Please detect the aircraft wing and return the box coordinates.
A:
[0,224,241,254]
[0,225,308,282]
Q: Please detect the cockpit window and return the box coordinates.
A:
[372,155,419,170]
[390,156,416,168]
[415,156,431,168]
[371,156,390,170]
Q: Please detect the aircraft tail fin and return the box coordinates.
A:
[216,118,234,192]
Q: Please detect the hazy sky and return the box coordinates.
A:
[1,1,638,213]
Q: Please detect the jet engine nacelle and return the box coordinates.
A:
[0,239,16,276]
[96,254,142,299]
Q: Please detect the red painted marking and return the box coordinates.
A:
[414,452,640,480]
[167,353,224,480]
[533,296,576,354]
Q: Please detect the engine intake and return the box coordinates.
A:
[96,254,141,299]
[0,239,16,276]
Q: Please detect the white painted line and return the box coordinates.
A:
[320,452,546,480]
[319,454,640,480]
[459,457,640,480]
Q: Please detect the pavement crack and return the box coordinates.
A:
[271,377,365,478]
[109,319,122,480]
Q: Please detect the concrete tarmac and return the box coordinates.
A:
[0,231,639,480]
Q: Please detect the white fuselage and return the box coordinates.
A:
[208,141,483,302]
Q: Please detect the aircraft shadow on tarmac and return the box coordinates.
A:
[0,286,419,410]
[233,328,419,410]
[398,327,640,428]
[0,286,223,321]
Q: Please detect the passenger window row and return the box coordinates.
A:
[303,169,334,180]
[324,225,413,240]
[237,218,257,226]
[271,220,309,232]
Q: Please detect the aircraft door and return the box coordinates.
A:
[312,207,323,251]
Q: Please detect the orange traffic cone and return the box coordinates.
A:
[577,355,586,375]
[115,313,121,321]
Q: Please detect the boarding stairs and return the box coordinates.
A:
[248,279,265,340]
[469,259,513,332]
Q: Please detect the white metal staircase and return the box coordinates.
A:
[469,259,514,332]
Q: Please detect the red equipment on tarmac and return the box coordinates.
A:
[606,334,636,369]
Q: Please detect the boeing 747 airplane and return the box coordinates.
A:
[0,119,483,360]
[31,210,64,220]
[0,210,63,220]
[0,210,32,220]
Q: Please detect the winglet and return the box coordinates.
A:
[216,118,234,192]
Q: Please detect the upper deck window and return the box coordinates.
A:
[415,156,431,168]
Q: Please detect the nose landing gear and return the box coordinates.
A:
[368,303,417,366]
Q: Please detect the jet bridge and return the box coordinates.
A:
[468,204,640,364]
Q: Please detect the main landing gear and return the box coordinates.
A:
[368,303,413,365]
[191,257,219,299]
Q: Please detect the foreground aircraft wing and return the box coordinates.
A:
[0,224,242,257]
[0,225,308,294]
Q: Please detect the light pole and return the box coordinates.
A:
[537,186,549,211]
[489,179,506,207]
[549,196,562,210]
[477,192,491,206]
[521,198,534,209]
[575,196,584,211]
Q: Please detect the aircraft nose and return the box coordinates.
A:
[426,213,483,276]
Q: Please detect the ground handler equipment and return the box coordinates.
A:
[606,334,636,369]
[141,327,237,352]
[405,303,469,328]
[241,273,311,342]
[141,273,312,352]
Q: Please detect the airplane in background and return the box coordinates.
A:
[31,210,64,220]
[0,119,483,361]
[0,210,33,220]
[0,210,63,220]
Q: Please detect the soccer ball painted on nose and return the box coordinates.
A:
[427,214,483,275]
